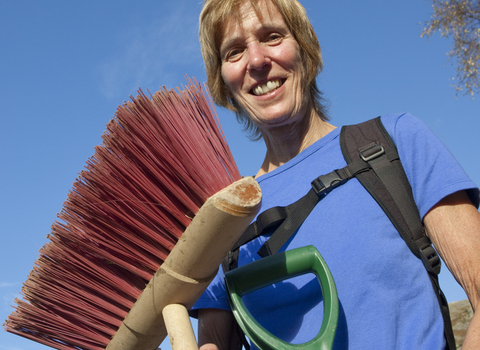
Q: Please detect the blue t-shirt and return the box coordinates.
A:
[193,113,479,349]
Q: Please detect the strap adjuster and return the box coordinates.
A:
[420,245,441,275]
[359,143,385,162]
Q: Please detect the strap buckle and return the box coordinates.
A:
[359,143,385,162]
[311,170,347,196]
[420,245,441,275]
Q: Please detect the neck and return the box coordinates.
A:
[256,109,336,177]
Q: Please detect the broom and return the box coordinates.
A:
[4,77,261,350]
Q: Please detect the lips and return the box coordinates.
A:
[251,79,284,96]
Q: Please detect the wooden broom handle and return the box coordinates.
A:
[106,176,262,350]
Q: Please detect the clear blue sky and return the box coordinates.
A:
[1,1,479,349]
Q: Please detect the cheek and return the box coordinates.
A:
[276,42,303,74]
[221,63,243,95]
[289,54,303,77]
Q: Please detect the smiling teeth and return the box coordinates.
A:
[253,80,281,96]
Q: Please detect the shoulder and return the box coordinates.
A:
[378,112,443,161]
[379,112,429,139]
[342,113,431,151]
[377,113,479,216]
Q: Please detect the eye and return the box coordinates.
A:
[224,47,244,62]
[268,34,281,41]
[265,33,283,44]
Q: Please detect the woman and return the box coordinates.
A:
[193,0,480,349]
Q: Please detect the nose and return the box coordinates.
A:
[247,42,270,71]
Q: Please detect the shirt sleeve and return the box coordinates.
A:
[381,113,479,218]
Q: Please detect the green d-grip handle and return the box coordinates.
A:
[225,245,338,350]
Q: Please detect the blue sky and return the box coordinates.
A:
[1,1,479,349]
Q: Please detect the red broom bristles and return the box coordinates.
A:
[4,77,241,349]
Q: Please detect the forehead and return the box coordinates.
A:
[220,0,286,43]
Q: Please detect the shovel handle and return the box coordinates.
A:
[225,245,338,350]
[163,304,198,350]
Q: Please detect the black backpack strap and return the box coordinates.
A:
[340,117,455,350]
[340,118,429,263]
[256,168,349,258]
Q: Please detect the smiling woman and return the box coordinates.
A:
[199,0,328,139]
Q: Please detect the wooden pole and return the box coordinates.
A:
[106,176,262,350]
[163,304,197,350]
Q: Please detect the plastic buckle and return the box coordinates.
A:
[311,170,346,196]
[420,245,441,275]
[359,143,385,162]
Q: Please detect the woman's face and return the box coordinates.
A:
[219,0,307,132]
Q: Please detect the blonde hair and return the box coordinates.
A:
[199,0,328,138]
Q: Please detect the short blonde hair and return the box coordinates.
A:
[199,0,328,138]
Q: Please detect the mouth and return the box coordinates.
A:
[251,79,285,96]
